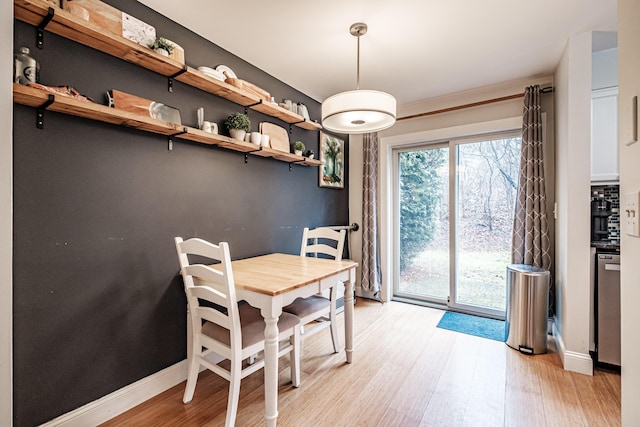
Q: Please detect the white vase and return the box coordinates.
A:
[295,150,303,156]
[154,48,169,56]
[229,129,246,141]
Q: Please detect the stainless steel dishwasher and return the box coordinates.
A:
[597,253,621,367]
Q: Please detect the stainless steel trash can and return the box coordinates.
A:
[505,264,550,354]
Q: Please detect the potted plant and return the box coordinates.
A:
[148,37,175,56]
[303,149,314,159]
[293,140,305,156]
[224,112,251,141]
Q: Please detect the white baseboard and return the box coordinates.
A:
[552,322,594,376]
[41,360,189,427]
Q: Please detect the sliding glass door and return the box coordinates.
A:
[396,144,450,303]
[393,132,521,318]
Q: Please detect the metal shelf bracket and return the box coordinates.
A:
[36,7,55,49]
[168,65,188,93]
[244,100,262,115]
[36,94,55,129]
[168,127,187,150]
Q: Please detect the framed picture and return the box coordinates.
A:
[319,132,345,189]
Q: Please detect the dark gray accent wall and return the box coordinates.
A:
[12,2,348,425]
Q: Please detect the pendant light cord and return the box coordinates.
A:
[350,22,367,90]
[356,32,360,90]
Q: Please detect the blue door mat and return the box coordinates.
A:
[436,311,505,342]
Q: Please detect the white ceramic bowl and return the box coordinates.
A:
[197,66,225,81]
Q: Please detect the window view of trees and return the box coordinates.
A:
[398,146,450,301]
[398,136,521,312]
[456,137,521,310]
[399,148,448,271]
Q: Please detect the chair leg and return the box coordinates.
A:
[290,324,301,387]
[182,353,200,403]
[226,358,242,427]
[329,287,340,353]
[183,313,200,403]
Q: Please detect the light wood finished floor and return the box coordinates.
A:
[101,299,621,426]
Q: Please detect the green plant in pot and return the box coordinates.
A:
[224,112,251,141]
[292,140,305,156]
[148,37,175,56]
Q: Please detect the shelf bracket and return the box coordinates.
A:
[168,65,188,93]
[36,94,55,129]
[243,147,263,163]
[290,119,305,134]
[168,127,187,150]
[244,99,262,115]
[36,7,55,49]
[171,127,188,136]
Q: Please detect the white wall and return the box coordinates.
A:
[1,1,13,425]
[553,31,595,375]
[618,0,640,423]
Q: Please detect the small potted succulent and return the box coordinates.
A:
[224,112,251,141]
[303,149,314,159]
[148,37,175,56]
[292,140,305,156]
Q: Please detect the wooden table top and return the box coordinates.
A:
[228,253,357,296]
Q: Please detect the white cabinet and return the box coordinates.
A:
[591,87,619,182]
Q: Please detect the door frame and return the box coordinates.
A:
[391,131,521,318]
[379,116,522,307]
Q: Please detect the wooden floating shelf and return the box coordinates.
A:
[14,83,183,135]
[14,0,323,131]
[13,84,323,167]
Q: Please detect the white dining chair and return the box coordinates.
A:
[175,237,301,427]
[282,227,346,353]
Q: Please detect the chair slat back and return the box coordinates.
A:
[175,237,240,343]
[300,227,346,261]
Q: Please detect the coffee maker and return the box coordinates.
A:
[591,193,612,242]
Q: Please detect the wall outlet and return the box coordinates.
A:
[624,191,640,237]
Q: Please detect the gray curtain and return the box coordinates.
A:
[361,132,382,298]
[512,85,553,312]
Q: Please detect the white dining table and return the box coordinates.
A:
[228,253,357,427]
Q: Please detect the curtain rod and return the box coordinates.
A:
[397,86,554,122]
[326,223,360,232]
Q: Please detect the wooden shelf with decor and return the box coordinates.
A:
[13,0,323,131]
[13,84,323,167]
[251,146,322,166]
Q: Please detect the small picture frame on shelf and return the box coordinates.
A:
[319,132,344,189]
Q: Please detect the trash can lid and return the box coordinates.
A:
[507,264,550,275]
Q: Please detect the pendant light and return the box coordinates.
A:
[321,22,396,134]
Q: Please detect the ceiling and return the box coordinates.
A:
[139,0,617,107]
